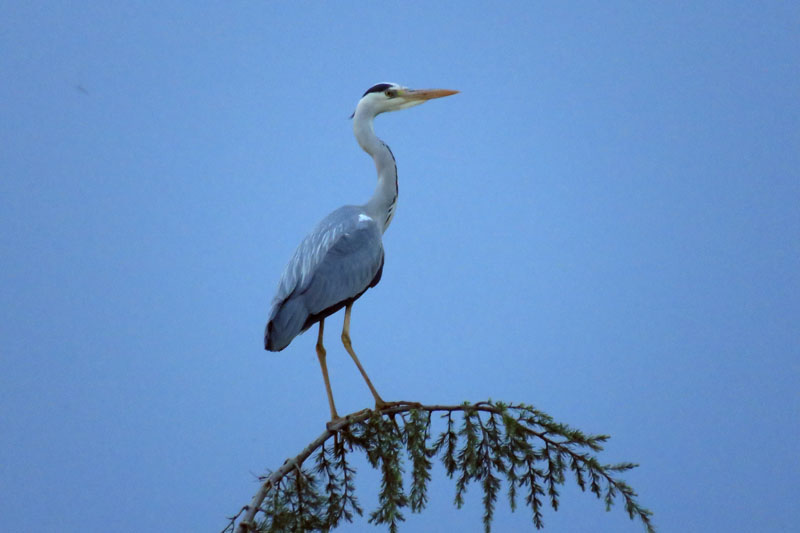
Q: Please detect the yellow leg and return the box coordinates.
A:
[341,303,386,408]
[316,319,339,420]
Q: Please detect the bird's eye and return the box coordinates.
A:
[385,90,396,98]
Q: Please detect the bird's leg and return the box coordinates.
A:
[341,303,386,408]
[316,319,339,421]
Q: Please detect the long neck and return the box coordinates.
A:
[354,109,398,233]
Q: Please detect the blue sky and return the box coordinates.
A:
[1,2,798,531]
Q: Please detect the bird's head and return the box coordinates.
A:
[352,82,458,118]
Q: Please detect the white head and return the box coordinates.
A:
[353,82,458,119]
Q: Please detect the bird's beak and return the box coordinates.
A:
[402,88,459,102]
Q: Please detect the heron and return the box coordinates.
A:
[264,82,458,421]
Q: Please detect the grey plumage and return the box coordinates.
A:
[261,82,457,420]
[265,206,384,351]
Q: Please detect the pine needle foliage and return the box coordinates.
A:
[227,401,654,533]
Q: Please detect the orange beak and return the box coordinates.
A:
[403,88,459,102]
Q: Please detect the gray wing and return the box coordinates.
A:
[265,206,384,351]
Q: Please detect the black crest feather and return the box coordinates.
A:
[362,83,394,97]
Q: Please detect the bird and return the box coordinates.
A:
[264,82,458,421]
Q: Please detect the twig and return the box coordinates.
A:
[230,401,653,533]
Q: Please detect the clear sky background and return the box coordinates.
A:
[1,2,798,532]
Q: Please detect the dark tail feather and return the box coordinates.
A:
[264,297,308,351]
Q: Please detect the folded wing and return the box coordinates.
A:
[265,206,384,351]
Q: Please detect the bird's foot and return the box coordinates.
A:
[326,417,344,431]
[326,408,372,431]
[375,400,423,411]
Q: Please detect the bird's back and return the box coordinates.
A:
[265,206,384,351]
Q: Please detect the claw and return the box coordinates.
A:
[326,417,345,431]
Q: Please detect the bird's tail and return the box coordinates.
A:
[264,297,307,351]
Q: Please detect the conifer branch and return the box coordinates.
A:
[225,401,654,533]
